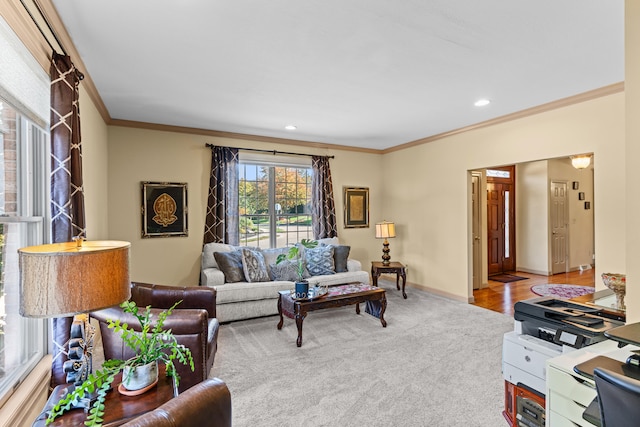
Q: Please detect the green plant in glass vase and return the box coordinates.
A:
[46,300,194,426]
[276,238,317,282]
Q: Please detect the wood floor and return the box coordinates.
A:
[472,269,596,316]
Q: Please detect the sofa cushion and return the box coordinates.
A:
[306,245,335,276]
[241,248,270,282]
[214,280,294,304]
[202,242,235,269]
[269,259,310,282]
[261,247,289,266]
[330,244,351,273]
[213,250,246,283]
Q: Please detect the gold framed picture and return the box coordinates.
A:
[141,181,188,238]
[343,187,369,228]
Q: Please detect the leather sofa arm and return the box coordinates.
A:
[121,378,232,427]
[131,282,217,318]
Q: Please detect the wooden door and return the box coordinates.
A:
[550,181,568,274]
[488,183,506,274]
[487,166,516,275]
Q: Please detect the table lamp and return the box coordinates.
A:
[375,221,396,266]
[19,239,131,385]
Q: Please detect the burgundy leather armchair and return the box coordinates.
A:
[120,378,232,427]
[91,282,219,392]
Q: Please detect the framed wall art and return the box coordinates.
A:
[141,181,188,238]
[343,186,369,228]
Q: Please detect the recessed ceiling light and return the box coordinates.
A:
[474,99,491,107]
[285,125,297,130]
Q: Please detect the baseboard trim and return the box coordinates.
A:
[406,282,469,303]
[515,267,550,276]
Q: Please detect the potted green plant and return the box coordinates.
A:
[276,239,317,297]
[46,300,194,426]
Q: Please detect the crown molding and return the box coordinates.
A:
[383,82,625,154]
[110,119,382,154]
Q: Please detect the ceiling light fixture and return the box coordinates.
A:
[570,154,592,170]
[474,99,491,107]
[284,125,297,130]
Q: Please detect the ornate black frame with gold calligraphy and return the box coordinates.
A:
[141,182,188,238]
[343,186,369,228]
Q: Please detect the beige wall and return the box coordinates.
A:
[382,92,625,303]
[79,87,110,240]
[626,0,640,323]
[106,126,383,286]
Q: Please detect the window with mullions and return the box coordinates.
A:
[0,97,48,404]
[239,163,313,248]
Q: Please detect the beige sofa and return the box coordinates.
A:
[200,238,369,322]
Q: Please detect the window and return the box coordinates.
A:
[239,162,313,248]
[0,97,48,404]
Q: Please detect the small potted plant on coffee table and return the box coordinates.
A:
[276,238,317,297]
[45,300,194,426]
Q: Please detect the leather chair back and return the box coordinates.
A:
[120,378,232,427]
[595,367,640,427]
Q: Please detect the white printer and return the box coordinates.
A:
[501,296,624,427]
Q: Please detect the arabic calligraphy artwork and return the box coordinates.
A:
[141,182,188,238]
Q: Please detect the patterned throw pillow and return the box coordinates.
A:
[305,245,335,276]
[269,260,310,282]
[241,248,271,282]
[213,250,246,283]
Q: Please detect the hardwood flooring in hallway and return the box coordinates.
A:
[472,269,596,316]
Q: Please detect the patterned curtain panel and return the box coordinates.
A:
[49,53,85,389]
[204,146,239,245]
[50,52,85,243]
[312,156,338,239]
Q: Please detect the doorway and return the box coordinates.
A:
[487,166,516,276]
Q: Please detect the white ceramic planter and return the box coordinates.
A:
[122,360,158,391]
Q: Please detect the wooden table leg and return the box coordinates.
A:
[277,294,284,329]
[400,272,407,299]
[379,294,387,327]
[355,302,361,314]
[372,268,379,286]
[295,309,306,347]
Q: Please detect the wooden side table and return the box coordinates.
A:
[371,261,407,299]
[35,366,175,426]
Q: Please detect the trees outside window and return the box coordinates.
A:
[239,163,313,248]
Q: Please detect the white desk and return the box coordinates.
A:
[545,340,639,426]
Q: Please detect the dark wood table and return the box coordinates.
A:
[277,282,387,347]
[371,261,407,299]
[41,366,175,427]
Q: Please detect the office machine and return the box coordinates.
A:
[514,296,624,349]
[502,296,624,425]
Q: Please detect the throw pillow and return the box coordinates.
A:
[241,248,271,282]
[213,250,246,283]
[269,260,310,282]
[305,245,335,276]
[331,244,351,273]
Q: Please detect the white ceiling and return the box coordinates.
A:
[51,0,624,151]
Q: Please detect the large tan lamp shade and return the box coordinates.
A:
[18,240,131,385]
[19,240,131,317]
[375,221,396,266]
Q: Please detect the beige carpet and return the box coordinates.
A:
[212,280,514,426]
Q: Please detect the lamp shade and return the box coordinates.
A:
[375,222,396,239]
[19,240,131,318]
[571,155,592,169]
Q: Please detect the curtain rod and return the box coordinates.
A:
[20,0,85,80]
[205,143,334,159]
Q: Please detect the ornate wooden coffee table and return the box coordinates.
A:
[277,282,387,347]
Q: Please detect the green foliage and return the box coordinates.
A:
[275,239,317,282]
[46,301,195,426]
